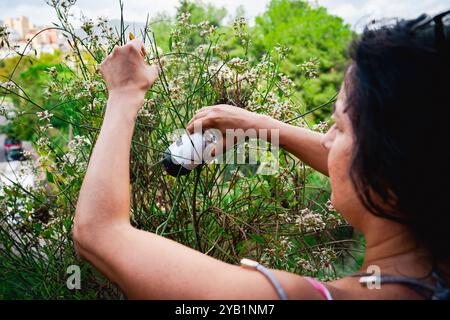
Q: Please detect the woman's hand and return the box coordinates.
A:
[186,104,271,135]
[99,39,160,114]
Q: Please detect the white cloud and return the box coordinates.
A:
[1,0,449,30]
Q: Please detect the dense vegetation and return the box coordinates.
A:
[0,0,362,299]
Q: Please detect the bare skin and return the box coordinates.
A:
[74,40,443,299]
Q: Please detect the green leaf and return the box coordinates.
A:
[250,234,265,244]
[63,217,73,231]
[168,35,173,51]
[65,166,75,176]
[46,170,55,184]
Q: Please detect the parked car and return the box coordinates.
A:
[3,137,22,158]
[4,137,22,153]
[6,146,25,162]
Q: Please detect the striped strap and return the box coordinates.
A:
[304,277,334,300]
[240,258,288,300]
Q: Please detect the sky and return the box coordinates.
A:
[0,0,449,30]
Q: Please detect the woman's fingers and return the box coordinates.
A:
[186,115,209,133]
[196,106,213,113]
[146,64,160,85]
[186,118,208,134]
[186,105,233,133]
[129,39,146,59]
[186,108,213,132]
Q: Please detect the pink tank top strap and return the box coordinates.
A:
[304,277,334,300]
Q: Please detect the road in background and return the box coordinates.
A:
[0,102,36,188]
[0,103,8,162]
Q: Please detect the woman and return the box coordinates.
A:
[73,13,450,299]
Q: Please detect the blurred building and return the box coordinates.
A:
[4,16,32,40]
[1,16,68,56]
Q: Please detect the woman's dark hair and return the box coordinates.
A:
[345,13,450,261]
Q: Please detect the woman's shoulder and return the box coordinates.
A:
[264,265,449,300]
[328,264,450,300]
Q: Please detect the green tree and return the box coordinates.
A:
[251,0,354,120]
[177,0,227,26]
[0,51,73,141]
[173,0,227,51]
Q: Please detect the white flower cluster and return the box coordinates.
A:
[242,68,258,84]
[274,44,290,59]
[97,16,109,28]
[298,57,320,79]
[278,73,296,96]
[46,66,57,76]
[295,208,326,233]
[233,17,249,45]
[279,236,294,251]
[22,150,33,159]
[170,13,195,51]
[260,236,294,267]
[208,60,259,102]
[178,12,191,27]
[324,199,345,228]
[228,57,248,72]
[312,121,330,133]
[326,199,334,212]
[230,168,245,179]
[0,25,10,48]
[36,110,54,122]
[71,79,105,101]
[278,211,292,223]
[16,160,37,185]
[198,21,217,37]
[256,91,290,119]
[195,44,208,56]
[167,73,187,99]
[86,97,104,112]
[81,18,94,36]
[313,247,337,269]
[279,202,343,232]
[138,100,156,122]
[39,123,53,132]
[325,214,343,229]
[209,63,231,81]
[62,135,91,168]
[206,51,297,120]
[36,137,51,148]
[45,0,76,10]
[36,109,54,132]
[68,135,90,150]
[0,81,15,91]
[296,257,317,273]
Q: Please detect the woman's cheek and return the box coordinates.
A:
[328,148,342,208]
[328,137,354,214]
